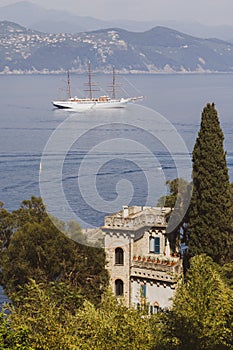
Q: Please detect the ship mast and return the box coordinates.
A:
[84,61,99,99]
[108,66,119,99]
[112,66,116,99]
[67,70,71,99]
[87,61,92,99]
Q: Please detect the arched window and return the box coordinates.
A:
[115,247,124,265]
[115,279,124,296]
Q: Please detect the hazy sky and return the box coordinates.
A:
[1,0,233,25]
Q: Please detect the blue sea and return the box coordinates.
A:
[1,73,233,302]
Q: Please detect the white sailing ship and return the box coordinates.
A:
[52,63,143,110]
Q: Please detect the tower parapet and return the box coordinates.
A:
[102,205,182,310]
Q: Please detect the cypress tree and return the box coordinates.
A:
[188,103,233,265]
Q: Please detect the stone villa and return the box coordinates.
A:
[101,205,182,312]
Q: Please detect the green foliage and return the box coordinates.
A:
[157,254,233,350]
[221,261,233,290]
[0,197,109,306]
[11,279,83,314]
[188,103,233,265]
[66,219,88,245]
[1,262,232,350]
[71,292,155,350]
[157,178,191,253]
[0,311,32,349]
[13,196,48,226]
[230,182,233,200]
[157,178,190,208]
[0,203,15,250]
[6,282,158,350]
[7,280,75,350]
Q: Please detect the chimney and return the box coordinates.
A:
[122,205,129,218]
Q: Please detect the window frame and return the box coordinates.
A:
[115,279,124,296]
[149,236,160,254]
[115,247,124,265]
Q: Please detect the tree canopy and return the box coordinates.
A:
[2,257,232,350]
[158,254,233,350]
[0,197,108,306]
[187,103,233,265]
[4,281,157,350]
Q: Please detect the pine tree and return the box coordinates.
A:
[188,103,233,265]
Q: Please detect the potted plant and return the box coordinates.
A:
[171,259,176,266]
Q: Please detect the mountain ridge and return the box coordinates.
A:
[1,21,233,74]
[1,1,233,41]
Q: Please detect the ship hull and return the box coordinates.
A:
[52,98,130,110]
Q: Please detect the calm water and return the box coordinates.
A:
[1,74,233,214]
[1,73,233,301]
[0,74,233,226]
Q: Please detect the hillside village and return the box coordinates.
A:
[1,20,233,74]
